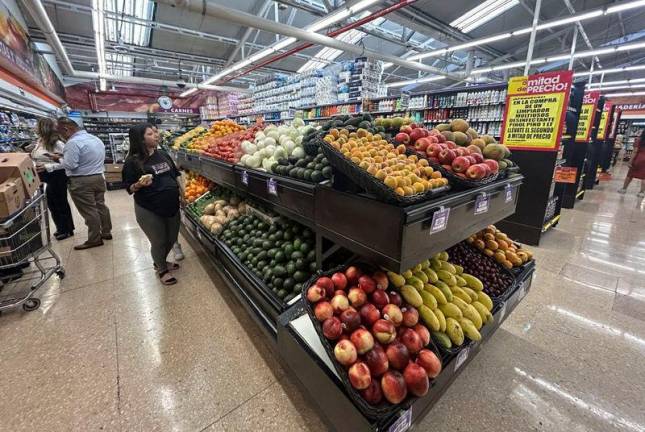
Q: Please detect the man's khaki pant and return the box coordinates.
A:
[68,174,112,244]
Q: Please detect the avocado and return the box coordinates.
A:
[322,166,333,179]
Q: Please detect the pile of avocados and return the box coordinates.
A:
[320,113,388,138]
[220,213,318,303]
[271,147,333,183]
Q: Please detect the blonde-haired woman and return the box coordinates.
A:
[31,118,75,239]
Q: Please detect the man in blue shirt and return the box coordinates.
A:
[52,117,112,250]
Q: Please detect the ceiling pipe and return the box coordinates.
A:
[223,0,419,84]
[154,0,463,81]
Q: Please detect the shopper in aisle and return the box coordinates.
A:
[53,117,112,249]
[123,123,182,285]
[31,118,76,240]
[619,129,645,197]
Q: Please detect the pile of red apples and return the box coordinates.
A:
[395,124,499,180]
[307,265,442,406]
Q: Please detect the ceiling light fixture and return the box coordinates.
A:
[180,88,198,97]
[574,64,645,77]
[587,83,645,92]
[450,0,519,33]
[91,0,107,91]
[603,91,645,97]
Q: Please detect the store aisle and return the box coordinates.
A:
[1,167,644,432]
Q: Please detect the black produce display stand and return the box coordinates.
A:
[557,82,586,209]
[584,97,610,190]
[172,149,534,431]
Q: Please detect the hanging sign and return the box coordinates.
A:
[575,91,600,142]
[500,70,573,151]
[597,102,613,140]
[554,166,578,184]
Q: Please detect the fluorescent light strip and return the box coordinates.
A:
[587,78,645,87]
[535,10,603,30]
[574,64,645,77]
[92,0,106,91]
[606,0,645,13]
[603,91,645,97]
[385,76,444,88]
[450,0,519,33]
[587,83,645,92]
[180,88,198,97]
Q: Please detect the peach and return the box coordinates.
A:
[382,304,403,326]
[372,271,389,290]
[331,272,347,291]
[322,317,343,340]
[334,339,358,366]
[401,328,424,354]
[372,319,397,344]
[345,266,363,285]
[388,291,402,307]
[306,285,325,303]
[403,362,430,397]
[386,341,410,370]
[314,301,333,321]
[350,328,375,355]
[413,323,430,346]
[370,290,390,310]
[340,309,361,333]
[381,371,407,404]
[364,344,389,377]
[316,276,335,297]
[358,275,376,294]
[416,349,442,378]
[348,287,367,308]
[360,303,381,327]
[360,378,383,405]
[331,294,350,314]
[402,308,419,327]
[348,361,372,390]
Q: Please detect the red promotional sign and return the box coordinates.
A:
[575,91,600,143]
[597,102,613,140]
[501,70,573,151]
[554,166,578,183]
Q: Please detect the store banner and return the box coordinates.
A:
[554,166,577,183]
[575,91,600,143]
[596,102,613,140]
[159,107,200,114]
[501,70,573,151]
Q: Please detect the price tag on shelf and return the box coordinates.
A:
[388,409,412,432]
[241,170,249,186]
[505,184,513,203]
[267,178,278,196]
[474,192,489,215]
[429,206,450,235]
[454,346,470,372]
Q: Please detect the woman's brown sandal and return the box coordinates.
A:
[154,262,180,271]
[158,270,177,285]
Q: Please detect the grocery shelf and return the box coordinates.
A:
[277,263,535,432]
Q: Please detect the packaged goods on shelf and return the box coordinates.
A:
[409,95,427,110]
[0,111,37,146]
[315,75,338,106]
[337,58,383,101]
[238,94,255,115]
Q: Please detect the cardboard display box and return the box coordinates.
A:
[0,178,26,218]
[105,163,123,173]
[0,153,41,198]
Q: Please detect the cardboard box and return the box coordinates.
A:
[104,172,123,183]
[0,153,41,198]
[104,163,123,173]
[0,177,26,218]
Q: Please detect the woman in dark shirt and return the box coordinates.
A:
[123,123,182,285]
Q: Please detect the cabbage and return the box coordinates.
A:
[265,125,277,133]
[255,131,265,141]
[267,130,280,141]
[295,136,303,145]
[279,135,291,146]
[241,140,256,154]
[278,125,290,136]
[291,147,305,159]
[293,117,305,127]
[255,139,266,150]
[263,145,276,158]
[297,126,308,135]
[246,154,261,168]
[240,154,250,166]
[282,140,296,155]
[289,129,300,140]
[264,137,277,147]
[273,147,287,159]
[262,157,276,171]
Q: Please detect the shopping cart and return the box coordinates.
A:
[0,191,64,313]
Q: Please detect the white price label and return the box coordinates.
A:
[267,178,278,196]
[388,409,412,432]
[454,346,470,372]
[430,207,450,235]
[505,184,513,203]
[474,192,489,215]
[241,170,249,186]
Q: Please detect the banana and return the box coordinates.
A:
[402,269,413,279]
[425,284,447,305]
[419,305,441,331]
[387,271,406,288]
[455,275,467,287]
[406,276,424,291]
[439,302,463,320]
[472,301,493,324]
[462,273,484,291]
[432,331,452,349]
[439,261,456,274]
[450,286,472,304]
[434,307,447,332]
[437,251,449,261]
[446,317,464,346]
[477,291,493,311]
[459,318,482,342]
[413,263,423,272]
[463,304,483,329]
[451,296,470,311]
[419,290,438,309]
[422,268,439,283]
[420,259,431,269]
[413,270,428,284]
[430,258,442,272]
[453,264,464,275]
[437,270,457,286]
[434,280,454,302]
[462,286,479,302]
[400,285,423,308]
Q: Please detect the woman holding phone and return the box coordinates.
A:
[31,118,75,239]
[123,123,182,285]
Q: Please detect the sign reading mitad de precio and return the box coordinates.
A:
[500,70,573,151]
[575,91,600,143]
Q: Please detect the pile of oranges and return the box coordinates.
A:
[187,120,246,153]
[184,174,211,202]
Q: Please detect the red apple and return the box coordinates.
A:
[417,349,442,378]
[331,272,348,291]
[345,266,362,285]
[334,289,346,297]
[479,163,491,176]
[382,304,403,326]
[381,371,408,404]
[386,341,410,370]
[347,287,367,308]
[351,328,375,354]
[364,344,389,377]
[409,123,418,129]
[435,132,446,143]
[454,147,469,157]
[438,148,456,165]
[451,156,471,173]
[427,143,443,158]
[403,362,430,397]
[340,309,362,333]
[409,128,425,143]
[395,132,410,144]
[445,140,457,149]
[414,137,432,152]
[400,125,413,135]
[466,164,487,180]
[306,285,326,303]
[400,328,424,354]
[334,339,358,366]
[358,275,376,294]
[372,271,388,290]
[331,294,350,314]
[360,303,381,327]
[360,378,383,405]
[314,301,334,321]
[323,317,343,340]
[426,135,438,144]
[349,361,372,390]
[372,319,397,344]
[316,276,335,297]
[484,159,499,173]
[370,290,390,310]
[470,152,484,163]
[413,323,431,346]
[402,308,419,327]
[388,291,402,307]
